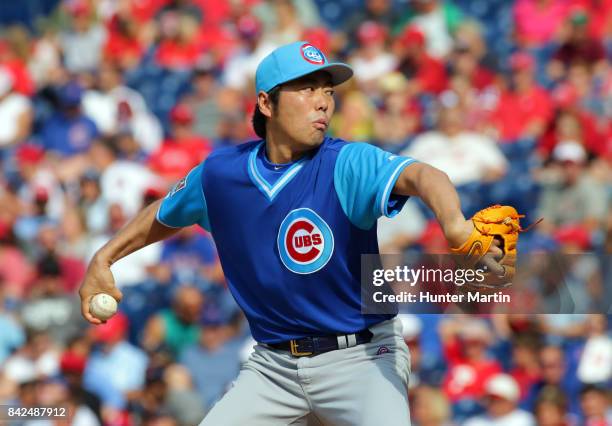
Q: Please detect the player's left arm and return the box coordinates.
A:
[334,142,502,265]
[392,163,475,250]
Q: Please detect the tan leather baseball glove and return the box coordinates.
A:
[450,205,536,289]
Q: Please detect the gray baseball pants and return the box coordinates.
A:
[198,317,411,426]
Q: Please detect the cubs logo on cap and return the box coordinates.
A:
[300,43,325,65]
[278,208,334,274]
[255,41,353,94]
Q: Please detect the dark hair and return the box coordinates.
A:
[252,86,281,139]
[96,136,121,157]
[580,384,607,397]
[37,253,62,277]
[511,332,541,351]
[535,385,568,410]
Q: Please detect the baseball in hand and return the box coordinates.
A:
[90,293,118,321]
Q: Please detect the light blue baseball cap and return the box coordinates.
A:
[255,41,353,95]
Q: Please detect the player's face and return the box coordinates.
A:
[274,71,335,148]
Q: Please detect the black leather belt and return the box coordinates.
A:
[267,329,374,357]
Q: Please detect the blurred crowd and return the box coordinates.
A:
[0,0,610,424]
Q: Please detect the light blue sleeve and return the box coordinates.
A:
[156,163,211,231]
[334,143,417,230]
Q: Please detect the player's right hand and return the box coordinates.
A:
[79,255,123,325]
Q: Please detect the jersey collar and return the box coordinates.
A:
[247,141,308,201]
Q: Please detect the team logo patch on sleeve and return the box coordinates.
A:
[169,177,187,197]
[277,208,334,274]
[300,44,325,65]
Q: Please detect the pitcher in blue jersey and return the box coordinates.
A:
[80,41,503,425]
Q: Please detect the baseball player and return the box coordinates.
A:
[80,41,507,425]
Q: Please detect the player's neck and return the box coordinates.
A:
[264,135,312,164]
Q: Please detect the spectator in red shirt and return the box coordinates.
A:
[449,42,495,92]
[514,0,570,48]
[0,225,35,300]
[33,222,86,293]
[492,52,553,142]
[343,0,396,51]
[454,20,500,75]
[128,0,170,24]
[568,0,612,40]
[301,27,332,57]
[564,62,608,120]
[157,0,204,22]
[549,10,606,80]
[539,84,606,159]
[148,103,212,183]
[60,337,103,424]
[0,40,35,96]
[440,318,503,402]
[103,13,143,70]
[395,26,447,96]
[509,334,543,401]
[155,11,202,70]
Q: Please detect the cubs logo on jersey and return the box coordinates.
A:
[278,208,334,274]
[300,43,325,65]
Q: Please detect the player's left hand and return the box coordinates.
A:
[443,217,505,277]
[448,205,537,289]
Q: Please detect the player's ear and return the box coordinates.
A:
[257,91,273,119]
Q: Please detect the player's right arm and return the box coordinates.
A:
[79,164,210,324]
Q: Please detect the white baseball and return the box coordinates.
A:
[90,294,118,321]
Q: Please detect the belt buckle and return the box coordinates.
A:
[290,339,313,357]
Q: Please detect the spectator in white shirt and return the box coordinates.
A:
[465,374,536,426]
[402,105,507,186]
[0,66,32,147]
[406,0,457,59]
[59,1,107,73]
[87,138,162,219]
[85,139,163,287]
[82,62,162,154]
[222,15,278,92]
[349,21,397,92]
[377,199,426,254]
[577,315,612,385]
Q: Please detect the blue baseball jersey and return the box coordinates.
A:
[156,137,417,343]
